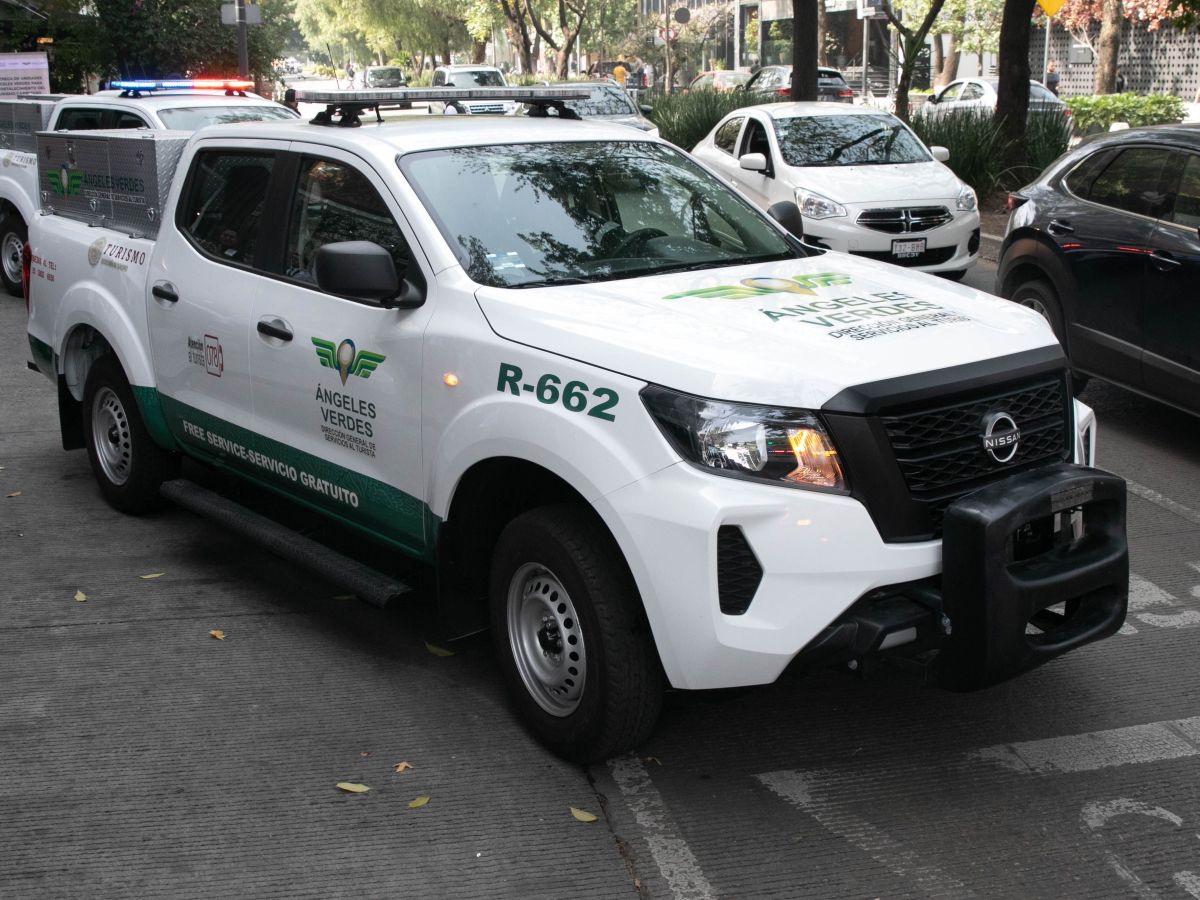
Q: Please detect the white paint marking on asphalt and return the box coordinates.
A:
[1175,871,1200,899]
[1126,480,1200,527]
[756,769,976,899]
[972,717,1200,774]
[1101,852,1161,900]
[1082,798,1183,830]
[1129,573,1177,611]
[607,755,715,900]
[1128,569,1200,630]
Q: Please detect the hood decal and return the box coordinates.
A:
[664,271,851,300]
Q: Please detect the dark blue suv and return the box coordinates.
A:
[996,124,1200,414]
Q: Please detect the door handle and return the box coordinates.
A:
[1150,250,1181,271]
[1047,219,1074,235]
[256,319,293,342]
[151,282,178,303]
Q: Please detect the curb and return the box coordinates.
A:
[980,230,1004,263]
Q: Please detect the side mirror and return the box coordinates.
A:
[930,145,950,162]
[640,104,653,114]
[314,241,421,308]
[739,152,768,172]
[767,200,804,240]
[926,93,939,104]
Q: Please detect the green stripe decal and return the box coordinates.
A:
[131,385,179,452]
[27,334,54,377]
[157,394,437,563]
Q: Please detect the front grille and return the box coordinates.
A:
[716,526,762,616]
[880,377,1072,534]
[466,103,506,114]
[856,206,952,234]
[851,245,956,267]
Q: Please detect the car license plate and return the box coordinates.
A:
[892,238,926,259]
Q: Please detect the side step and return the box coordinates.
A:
[160,479,411,608]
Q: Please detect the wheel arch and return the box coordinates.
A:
[997,231,1079,350]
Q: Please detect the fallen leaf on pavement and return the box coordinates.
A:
[208,629,226,640]
[393,761,413,773]
[6,491,21,498]
[424,641,454,657]
[408,795,430,808]
[570,807,598,823]
[74,590,87,603]
[359,751,371,758]
[139,573,164,580]
[336,782,370,793]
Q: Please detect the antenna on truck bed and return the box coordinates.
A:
[292,87,590,127]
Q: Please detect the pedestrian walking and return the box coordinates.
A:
[1046,60,1060,95]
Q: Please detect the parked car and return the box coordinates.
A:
[365,66,407,88]
[692,102,980,276]
[522,82,658,137]
[740,65,854,103]
[922,78,1071,129]
[688,70,752,93]
[429,65,517,115]
[996,124,1200,412]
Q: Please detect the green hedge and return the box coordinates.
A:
[1064,93,1186,132]
[646,91,753,150]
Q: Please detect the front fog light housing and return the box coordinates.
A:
[796,188,848,220]
[956,184,978,211]
[642,385,846,492]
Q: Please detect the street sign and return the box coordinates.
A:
[0,52,50,97]
[221,2,262,25]
[1038,0,1067,14]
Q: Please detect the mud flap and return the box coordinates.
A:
[935,463,1128,691]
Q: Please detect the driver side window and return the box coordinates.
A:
[939,83,963,103]
[284,156,411,289]
[738,119,771,158]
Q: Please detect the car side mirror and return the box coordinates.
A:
[927,93,939,104]
[739,152,769,172]
[314,241,422,308]
[640,104,653,114]
[767,200,804,241]
[931,145,950,162]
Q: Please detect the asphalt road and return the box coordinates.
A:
[4,255,1200,899]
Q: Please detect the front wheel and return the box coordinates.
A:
[82,355,179,513]
[1009,277,1089,394]
[490,505,664,763]
[0,212,27,297]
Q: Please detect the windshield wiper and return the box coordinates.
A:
[507,276,592,289]
[829,125,898,161]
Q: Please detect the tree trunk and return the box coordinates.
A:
[816,0,827,66]
[934,33,959,86]
[995,0,1037,165]
[1095,0,1121,93]
[791,0,818,100]
[883,0,946,121]
[472,40,487,64]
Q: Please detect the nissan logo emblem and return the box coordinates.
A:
[982,411,1020,463]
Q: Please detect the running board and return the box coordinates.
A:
[160,479,411,608]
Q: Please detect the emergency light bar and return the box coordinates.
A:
[293,86,592,127]
[109,79,255,97]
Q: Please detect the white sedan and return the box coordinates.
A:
[692,103,981,277]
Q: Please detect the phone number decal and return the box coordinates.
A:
[496,363,619,421]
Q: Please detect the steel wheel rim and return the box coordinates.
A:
[2,230,23,284]
[91,386,132,486]
[1018,294,1050,321]
[506,562,586,717]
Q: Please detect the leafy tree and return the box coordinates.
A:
[882,0,949,120]
[994,0,1037,162]
[1055,0,1173,92]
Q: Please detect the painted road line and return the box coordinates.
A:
[1128,569,1200,630]
[1126,480,1200,527]
[1083,799,1185,900]
[971,716,1200,775]
[756,769,977,899]
[607,755,715,900]
[1175,871,1200,898]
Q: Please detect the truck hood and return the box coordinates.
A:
[474,253,1058,409]
[791,160,964,204]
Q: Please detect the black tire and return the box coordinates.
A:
[1009,277,1090,394]
[82,355,179,514]
[489,504,664,763]
[0,212,27,297]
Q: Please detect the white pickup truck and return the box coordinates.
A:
[0,81,295,296]
[25,88,1129,763]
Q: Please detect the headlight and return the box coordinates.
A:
[796,188,847,220]
[642,385,846,492]
[956,184,978,211]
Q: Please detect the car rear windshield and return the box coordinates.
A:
[774,114,930,166]
[447,70,505,87]
[400,141,799,288]
[367,68,405,85]
[157,105,297,129]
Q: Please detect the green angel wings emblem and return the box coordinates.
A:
[48,168,83,197]
[312,337,387,385]
[662,272,852,301]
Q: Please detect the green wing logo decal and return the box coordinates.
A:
[312,336,386,385]
[48,166,83,196]
[664,272,852,301]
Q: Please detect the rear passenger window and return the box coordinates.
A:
[714,117,744,155]
[55,107,105,130]
[284,156,410,287]
[1087,147,1172,217]
[1165,153,1200,229]
[181,151,276,269]
[110,111,149,129]
[1063,149,1114,200]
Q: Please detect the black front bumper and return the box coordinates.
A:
[794,463,1129,690]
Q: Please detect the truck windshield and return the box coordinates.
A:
[400,141,800,288]
[157,105,298,129]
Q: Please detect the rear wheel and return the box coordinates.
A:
[82,355,178,513]
[0,212,27,297]
[490,504,664,763]
[1010,277,1089,394]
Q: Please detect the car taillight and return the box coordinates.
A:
[21,242,31,312]
[838,88,853,97]
[1006,193,1029,212]
[775,87,791,97]
[1062,107,1071,117]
